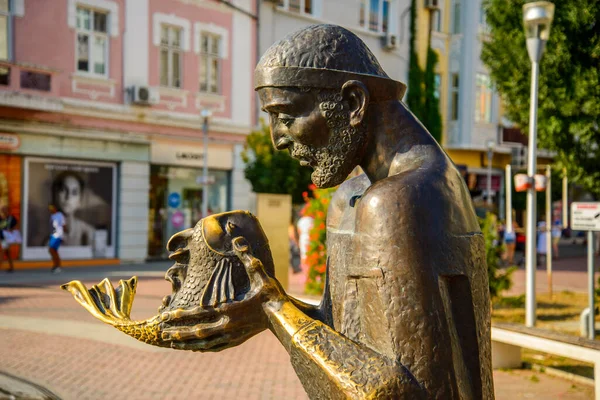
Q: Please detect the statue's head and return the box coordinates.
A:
[255,24,406,188]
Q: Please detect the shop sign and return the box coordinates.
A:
[0,133,20,150]
[168,192,181,208]
[151,142,233,169]
[176,152,203,161]
[171,210,185,228]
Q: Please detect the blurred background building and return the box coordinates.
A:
[0,0,256,264]
[412,0,553,218]
[0,0,555,266]
[259,0,411,85]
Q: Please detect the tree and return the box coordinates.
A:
[241,122,313,204]
[482,0,600,198]
[406,0,442,142]
[406,0,424,121]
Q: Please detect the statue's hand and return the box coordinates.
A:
[159,237,287,352]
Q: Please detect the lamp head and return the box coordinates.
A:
[523,1,555,41]
[200,109,213,119]
[487,140,496,152]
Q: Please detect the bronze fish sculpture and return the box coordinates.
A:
[61,211,275,349]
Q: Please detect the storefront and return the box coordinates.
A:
[148,140,233,259]
[0,129,150,264]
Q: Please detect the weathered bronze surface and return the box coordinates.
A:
[63,24,493,399]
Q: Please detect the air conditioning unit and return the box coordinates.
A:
[382,33,398,51]
[425,0,440,10]
[131,86,160,105]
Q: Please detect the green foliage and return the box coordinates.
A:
[424,48,442,142]
[302,185,336,295]
[406,0,443,142]
[406,0,424,119]
[482,0,600,198]
[480,213,516,298]
[241,122,313,204]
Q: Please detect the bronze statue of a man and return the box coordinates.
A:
[63,24,493,399]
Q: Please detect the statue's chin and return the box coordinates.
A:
[311,169,348,189]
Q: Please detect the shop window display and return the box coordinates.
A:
[23,158,116,260]
[148,165,230,258]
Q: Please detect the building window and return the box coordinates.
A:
[432,9,442,32]
[278,0,314,15]
[451,73,459,121]
[76,7,108,76]
[475,73,492,123]
[452,0,461,34]
[199,33,220,94]
[20,71,51,91]
[359,0,391,33]
[0,66,9,85]
[434,73,441,101]
[0,0,11,61]
[160,25,182,88]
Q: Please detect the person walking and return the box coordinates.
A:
[503,222,517,265]
[551,220,562,259]
[288,219,301,274]
[48,204,66,273]
[0,206,18,273]
[296,206,314,271]
[537,219,548,266]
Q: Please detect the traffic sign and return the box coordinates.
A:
[168,192,181,208]
[571,202,600,231]
[171,210,185,228]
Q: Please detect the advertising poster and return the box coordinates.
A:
[23,158,117,260]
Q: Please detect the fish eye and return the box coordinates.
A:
[225,221,236,234]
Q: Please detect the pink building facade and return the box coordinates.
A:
[0,0,257,264]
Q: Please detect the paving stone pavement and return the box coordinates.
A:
[0,266,595,399]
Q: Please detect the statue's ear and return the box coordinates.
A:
[341,80,369,127]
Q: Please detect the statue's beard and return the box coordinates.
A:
[291,123,367,188]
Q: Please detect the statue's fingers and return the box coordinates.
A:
[169,332,249,353]
[161,316,228,341]
[160,305,218,323]
[232,236,270,290]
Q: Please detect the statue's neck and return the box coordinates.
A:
[360,102,437,183]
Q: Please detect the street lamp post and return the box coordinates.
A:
[522,1,555,327]
[486,140,495,207]
[201,109,212,218]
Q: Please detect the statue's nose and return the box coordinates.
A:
[271,128,292,150]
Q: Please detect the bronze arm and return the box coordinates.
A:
[234,239,425,399]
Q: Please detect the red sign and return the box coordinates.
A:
[171,211,184,228]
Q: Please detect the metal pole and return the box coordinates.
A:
[525,60,540,327]
[588,230,595,340]
[506,165,512,233]
[546,165,552,299]
[562,168,568,228]
[487,149,493,206]
[202,117,209,218]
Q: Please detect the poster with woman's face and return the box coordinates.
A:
[22,158,117,260]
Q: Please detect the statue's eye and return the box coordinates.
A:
[226,221,236,234]
[278,115,294,127]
